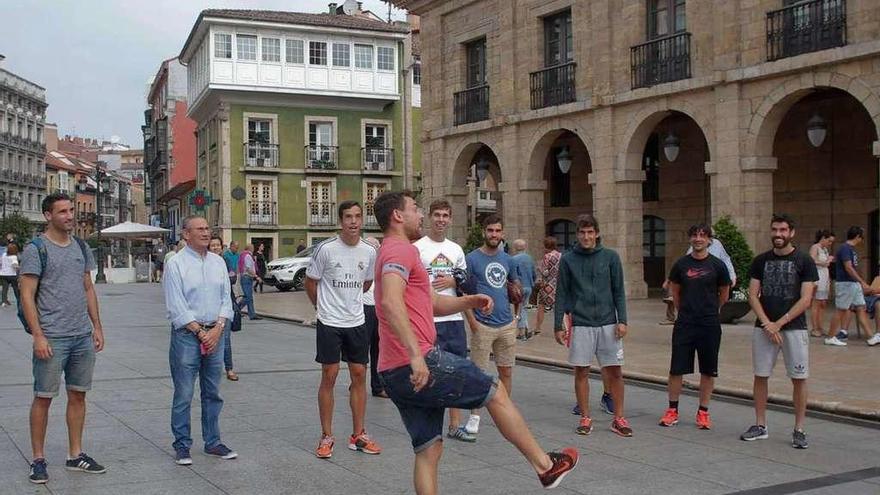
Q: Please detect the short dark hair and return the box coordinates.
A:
[814,229,835,243]
[210,235,223,244]
[771,213,795,230]
[687,223,713,238]
[429,199,452,215]
[338,200,362,219]
[374,190,416,231]
[847,226,865,240]
[482,214,503,229]
[543,236,557,250]
[576,214,600,232]
[42,192,72,213]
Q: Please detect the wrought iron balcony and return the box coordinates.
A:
[363,212,379,229]
[454,85,490,126]
[631,32,692,89]
[248,200,277,225]
[530,62,577,110]
[362,147,394,172]
[304,145,338,170]
[244,142,279,168]
[767,0,846,61]
[308,201,336,226]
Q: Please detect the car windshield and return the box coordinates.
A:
[294,246,314,258]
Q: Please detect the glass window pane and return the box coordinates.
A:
[309,42,327,65]
[214,33,232,58]
[332,43,350,67]
[262,38,280,62]
[354,44,373,69]
[236,35,257,60]
[377,47,395,70]
[286,39,304,63]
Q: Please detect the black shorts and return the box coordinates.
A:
[315,320,369,365]
[435,320,467,357]
[670,322,722,377]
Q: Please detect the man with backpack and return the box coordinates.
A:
[19,192,106,484]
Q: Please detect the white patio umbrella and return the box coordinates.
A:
[93,222,170,281]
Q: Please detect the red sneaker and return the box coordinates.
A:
[695,410,712,430]
[611,417,633,437]
[658,408,679,427]
[538,447,579,489]
[575,416,593,435]
[348,430,382,454]
[315,435,334,459]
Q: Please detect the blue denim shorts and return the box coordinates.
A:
[435,320,467,357]
[380,347,497,452]
[33,334,96,398]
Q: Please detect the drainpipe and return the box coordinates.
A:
[402,62,410,191]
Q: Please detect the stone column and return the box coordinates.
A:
[739,156,777,253]
[512,179,547,261]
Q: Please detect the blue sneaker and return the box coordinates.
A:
[836,330,848,340]
[29,458,48,484]
[600,393,615,415]
[571,403,581,416]
[204,443,238,460]
[175,447,192,466]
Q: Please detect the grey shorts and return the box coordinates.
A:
[835,281,866,309]
[568,325,624,368]
[752,328,809,379]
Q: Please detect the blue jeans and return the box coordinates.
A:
[223,320,233,371]
[33,333,96,398]
[518,287,532,329]
[169,326,225,451]
[240,276,256,318]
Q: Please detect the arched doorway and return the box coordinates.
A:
[642,215,666,288]
[772,88,879,273]
[449,142,503,241]
[547,219,576,252]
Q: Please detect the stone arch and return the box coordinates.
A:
[523,118,594,182]
[448,137,505,190]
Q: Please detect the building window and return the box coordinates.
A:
[262,38,281,62]
[332,43,350,67]
[550,148,570,207]
[364,181,387,226]
[365,124,387,148]
[249,179,275,224]
[309,122,334,148]
[248,119,272,144]
[648,0,686,39]
[642,133,660,202]
[548,220,576,252]
[354,44,373,69]
[377,47,395,71]
[286,39,304,64]
[466,38,487,88]
[309,41,327,65]
[237,34,257,60]
[544,10,573,66]
[214,33,232,58]
[643,215,666,257]
[308,180,335,225]
[412,61,421,85]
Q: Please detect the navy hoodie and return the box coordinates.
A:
[554,243,627,329]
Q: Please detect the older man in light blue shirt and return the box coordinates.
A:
[163,215,236,466]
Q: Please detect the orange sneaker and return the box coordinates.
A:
[695,410,712,430]
[315,435,334,459]
[611,417,633,437]
[658,408,679,427]
[575,416,593,435]
[348,430,382,455]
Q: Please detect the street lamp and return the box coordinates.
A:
[663,133,681,162]
[807,114,827,148]
[556,146,572,174]
[475,156,490,183]
[79,163,109,283]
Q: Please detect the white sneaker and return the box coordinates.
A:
[867,334,880,347]
[824,336,847,346]
[464,414,480,435]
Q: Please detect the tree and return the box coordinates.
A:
[463,223,484,253]
[0,213,35,244]
[712,215,754,296]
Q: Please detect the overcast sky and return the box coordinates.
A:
[2,0,405,148]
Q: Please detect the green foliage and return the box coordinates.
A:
[712,215,754,293]
[463,223,484,253]
[0,213,35,244]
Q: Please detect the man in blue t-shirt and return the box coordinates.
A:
[832,226,880,346]
[511,239,536,340]
[463,214,518,439]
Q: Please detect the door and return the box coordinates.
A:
[364,182,387,227]
[308,122,334,165]
[249,180,274,224]
[247,120,272,165]
[364,125,388,170]
[643,215,666,288]
[309,181,333,225]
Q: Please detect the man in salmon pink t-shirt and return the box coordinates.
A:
[372,190,578,494]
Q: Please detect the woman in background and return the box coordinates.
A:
[810,230,835,337]
[534,236,561,335]
[0,243,20,306]
[210,236,239,381]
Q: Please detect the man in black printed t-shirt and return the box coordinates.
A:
[740,214,818,449]
[659,223,731,431]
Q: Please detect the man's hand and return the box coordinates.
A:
[763,321,781,334]
[469,294,494,315]
[33,334,53,360]
[93,327,105,352]
[202,327,223,354]
[432,274,456,291]
[615,323,628,339]
[409,355,430,392]
[554,329,567,346]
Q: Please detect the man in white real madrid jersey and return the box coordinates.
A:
[306,200,381,459]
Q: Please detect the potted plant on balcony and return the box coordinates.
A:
[713,215,755,324]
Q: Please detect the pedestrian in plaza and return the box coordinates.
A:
[210,236,239,381]
[163,215,238,465]
[463,213,520,440]
[660,234,737,326]
[0,242,20,306]
[362,237,385,398]
[809,230,835,338]
[828,226,880,346]
[21,192,106,484]
[222,241,239,286]
[741,214,818,449]
[305,200,381,459]
[153,240,167,282]
[554,214,632,437]
[164,241,181,267]
[658,223,731,430]
[237,243,262,321]
[534,236,561,335]
[373,191,578,493]
[255,243,267,293]
[511,238,537,341]
[659,278,677,325]
[413,199,472,441]
[296,239,306,254]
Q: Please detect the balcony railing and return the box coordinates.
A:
[248,200,277,225]
[454,85,490,126]
[244,142,279,168]
[304,145,338,170]
[364,212,379,229]
[362,147,394,171]
[309,201,336,226]
[767,0,846,61]
[530,62,577,110]
[631,32,692,89]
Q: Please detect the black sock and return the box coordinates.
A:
[669,400,679,410]
[698,405,708,412]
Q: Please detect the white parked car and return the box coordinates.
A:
[264,245,313,292]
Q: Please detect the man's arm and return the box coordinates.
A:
[20,274,52,359]
[669,282,681,311]
[432,291,492,317]
[305,277,319,307]
[610,253,628,337]
[83,273,104,352]
[163,261,199,332]
[553,258,569,332]
[363,280,372,293]
[775,282,815,328]
[381,273,429,391]
[844,260,868,287]
[748,277,781,345]
[718,284,731,309]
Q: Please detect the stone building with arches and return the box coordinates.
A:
[390,0,880,297]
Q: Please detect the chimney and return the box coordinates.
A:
[0,54,5,68]
[328,3,337,14]
[357,1,363,11]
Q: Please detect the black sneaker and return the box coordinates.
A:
[538,447,579,489]
[65,452,107,474]
[29,458,48,484]
[175,447,193,465]
[792,429,809,449]
[204,443,238,460]
[740,424,769,441]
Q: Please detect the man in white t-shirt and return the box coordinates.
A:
[413,199,474,442]
[305,201,381,459]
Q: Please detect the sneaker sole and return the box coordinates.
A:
[175,458,193,466]
[28,478,48,484]
[447,433,477,443]
[611,428,633,437]
[348,445,381,455]
[205,452,238,460]
[741,434,769,441]
[316,452,333,459]
[65,466,107,474]
[542,454,579,490]
[696,424,711,430]
[792,442,809,449]
[658,420,678,427]
[575,427,592,435]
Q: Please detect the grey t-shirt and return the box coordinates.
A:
[20,236,96,338]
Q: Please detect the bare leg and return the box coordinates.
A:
[448,408,461,430]
[413,441,443,495]
[348,364,367,435]
[318,364,340,436]
[753,376,769,426]
[485,381,553,474]
[826,310,841,338]
[792,378,807,430]
[698,374,714,408]
[811,300,825,333]
[667,374,683,403]
[30,397,52,459]
[602,371,612,397]
[574,367,590,416]
[66,391,87,457]
[603,366,625,418]
[497,366,512,398]
[854,307,875,338]
[535,309,545,333]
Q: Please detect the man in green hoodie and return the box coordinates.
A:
[554,214,632,437]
